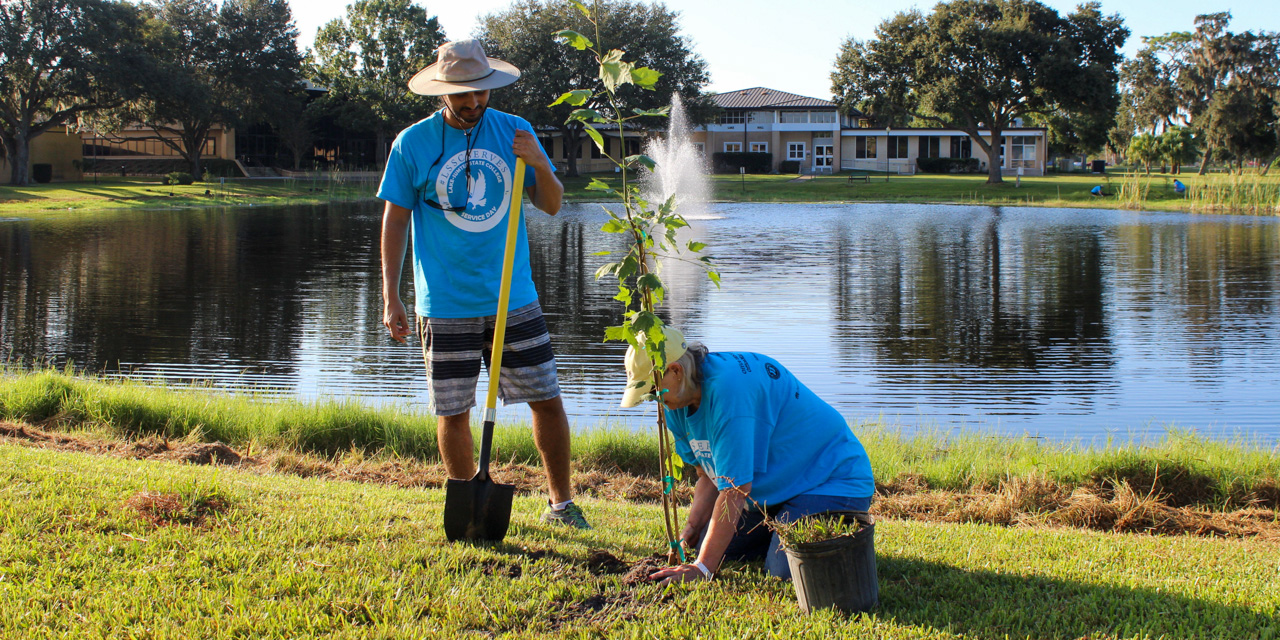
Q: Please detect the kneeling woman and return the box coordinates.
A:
[621,328,875,584]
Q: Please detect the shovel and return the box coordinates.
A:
[443,158,526,542]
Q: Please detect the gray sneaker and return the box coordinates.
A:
[541,502,592,529]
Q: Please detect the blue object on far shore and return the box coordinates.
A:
[1174,179,1187,194]
[1091,185,1103,197]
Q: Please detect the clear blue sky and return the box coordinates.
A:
[288,0,1280,101]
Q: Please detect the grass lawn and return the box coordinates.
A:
[4,170,1276,219]
[0,176,376,217]
[2,443,1277,639]
[561,170,1280,214]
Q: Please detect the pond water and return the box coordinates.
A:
[3,201,1279,444]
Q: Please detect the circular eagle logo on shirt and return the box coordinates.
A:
[433,148,514,233]
[765,363,781,380]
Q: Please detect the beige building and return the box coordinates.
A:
[0,126,84,182]
[536,127,647,174]
[82,124,237,170]
[691,87,1049,176]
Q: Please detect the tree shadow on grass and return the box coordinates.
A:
[876,555,1277,639]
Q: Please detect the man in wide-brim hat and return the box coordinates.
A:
[378,39,588,529]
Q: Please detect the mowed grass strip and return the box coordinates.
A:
[5,170,1277,218]
[0,176,377,216]
[1,444,1277,639]
[561,170,1280,214]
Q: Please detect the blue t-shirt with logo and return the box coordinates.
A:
[377,109,549,318]
[665,352,875,508]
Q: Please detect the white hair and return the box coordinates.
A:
[672,342,709,396]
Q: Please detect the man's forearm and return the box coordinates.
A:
[696,485,749,573]
[381,203,411,299]
[528,163,564,215]
[684,473,718,537]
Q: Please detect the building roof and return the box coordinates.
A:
[711,87,836,110]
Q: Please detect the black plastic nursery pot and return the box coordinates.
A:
[783,511,878,614]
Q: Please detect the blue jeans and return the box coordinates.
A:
[700,494,872,580]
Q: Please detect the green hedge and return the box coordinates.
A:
[778,160,801,174]
[917,157,981,174]
[712,151,772,174]
[163,172,194,186]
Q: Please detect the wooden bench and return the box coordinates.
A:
[847,171,871,183]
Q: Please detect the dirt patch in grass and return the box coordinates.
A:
[163,442,241,465]
[4,420,1277,540]
[586,549,629,575]
[621,554,669,585]
[125,490,230,527]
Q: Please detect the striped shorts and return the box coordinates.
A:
[416,301,561,416]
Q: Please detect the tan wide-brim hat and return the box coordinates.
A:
[620,327,689,409]
[408,39,521,96]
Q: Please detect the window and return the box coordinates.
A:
[810,111,837,124]
[724,142,743,153]
[854,136,877,159]
[749,141,768,153]
[750,111,774,124]
[887,136,909,159]
[949,136,972,159]
[718,112,746,125]
[692,142,705,155]
[591,137,603,159]
[540,137,554,157]
[626,138,641,156]
[919,136,941,159]
[787,142,806,159]
[780,111,808,124]
[1010,136,1037,162]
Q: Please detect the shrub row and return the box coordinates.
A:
[712,152,772,174]
[916,157,981,174]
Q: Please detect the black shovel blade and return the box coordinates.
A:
[443,475,515,542]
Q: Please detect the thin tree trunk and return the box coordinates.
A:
[560,126,581,178]
[1198,143,1213,175]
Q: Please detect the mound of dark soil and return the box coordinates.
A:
[621,555,669,585]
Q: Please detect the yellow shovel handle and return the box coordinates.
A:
[484,157,526,416]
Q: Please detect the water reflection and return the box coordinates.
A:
[2,202,1278,442]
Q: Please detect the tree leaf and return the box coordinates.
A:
[658,193,677,216]
[591,250,612,256]
[593,262,619,280]
[599,50,633,92]
[707,270,721,288]
[613,286,633,306]
[637,272,663,293]
[569,1,592,19]
[569,108,607,123]
[549,89,592,107]
[667,452,684,480]
[554,29,594,51]
[631,67,663,90]
[604,324,636,345]
[687,241,707,252]
[583,124,606,154]
[631,106,670,117]
[631,311,659,335]
[601,218,629,233]
[617,255,639,279]
[624,154,657,171]
[585,178,614,192]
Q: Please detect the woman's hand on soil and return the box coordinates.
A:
[649,563,709,585]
